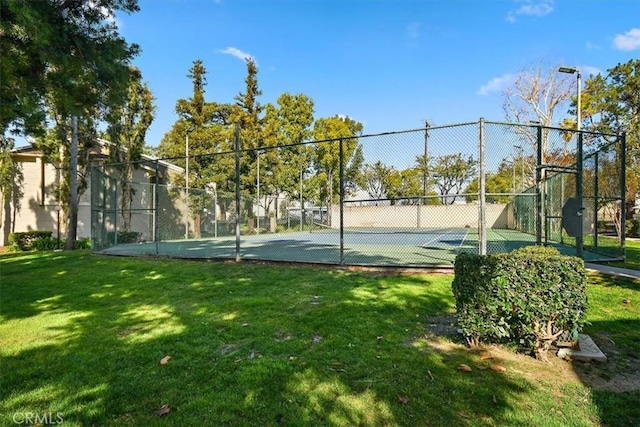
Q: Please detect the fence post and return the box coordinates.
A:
[536,125,543,245]
[114,175,118,246]
[621,132,627,258]
[593,151,599,253]
[339,138,345,265]
[101,163,107,248]
[234,123,241,262]
[478,118,486,255]
[154,159,159,255]
[576,131,584,258]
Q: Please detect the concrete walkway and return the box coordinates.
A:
[585,263,640,280]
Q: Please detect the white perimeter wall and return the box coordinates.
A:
[331,203,512,229]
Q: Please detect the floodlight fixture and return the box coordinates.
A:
[558,67,578,74]
[559,66,582,130]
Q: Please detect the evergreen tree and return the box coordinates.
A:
[106,67,156,231]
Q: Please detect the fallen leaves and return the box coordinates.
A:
[160,355,171,365]
[398,395,410,405]
[458,355,508,374]
[157,404,170,417]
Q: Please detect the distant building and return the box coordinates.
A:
[0,140,182,246]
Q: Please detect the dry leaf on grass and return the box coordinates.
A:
[398,395,410,405]
[160,356,171,365]
[427,370,434,381]
[491,364,507,372]
[480,353,493,360]
[157,405,170,417]
[458,364,472,372]
[474,364,489,370]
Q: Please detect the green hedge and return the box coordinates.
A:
[106,231,142,244]
[8,231,53,251]
[626,219,640,237]
[7,231,91,252]
[452,246,588,360]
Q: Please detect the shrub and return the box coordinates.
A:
[626,219,640,237]
[76,237,91,249]
[8,231,53,251]
[31,236,64,251]
[452,246,588,360]
[107,231,142,244]
[7,232,92,252]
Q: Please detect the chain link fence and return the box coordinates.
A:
[91,119,625,267]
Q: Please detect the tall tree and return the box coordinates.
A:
[261,93,315,218]
[2,0,141,249]
[157,60,234,237]
[106,67,156,231]
[232,59,264,219]
[0,137,24,237]
[430,154,477,204]
[465,159,519,203]
[580,59,639,209]
[363,161,396,204]
[313,116,364,209]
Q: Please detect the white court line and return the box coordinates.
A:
[457,228,470,249]
[422,228,467,247]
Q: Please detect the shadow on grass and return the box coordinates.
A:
[0,251,604,426]
[571,273,640,426]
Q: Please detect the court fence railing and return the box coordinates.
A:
[91,119,626,267]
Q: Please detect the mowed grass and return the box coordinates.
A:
[612,238,640,270]
[0,251,638,426]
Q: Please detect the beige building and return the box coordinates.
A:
[1,140,182,246]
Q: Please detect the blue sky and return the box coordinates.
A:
[117,0,640,149]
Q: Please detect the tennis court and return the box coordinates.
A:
[99,226,604,267]
[92,120,626,267]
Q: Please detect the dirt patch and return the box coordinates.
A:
[423,314,640,392]
[571,333,640,392]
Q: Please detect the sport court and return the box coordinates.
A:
[100,226,604,267]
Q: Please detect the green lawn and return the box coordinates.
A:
[613,238,640,270]
[1,251,638,426]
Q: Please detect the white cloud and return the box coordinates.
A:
[585,41,600,50]
[477,74,515,96]
[613,28,640,51]
[407,22,421,40]
[219,47,255,63]
[506,0,554,23]
[581,65,602,78]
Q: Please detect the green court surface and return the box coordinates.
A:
[97,227,606,267]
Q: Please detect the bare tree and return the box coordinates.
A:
[502,62,576,161]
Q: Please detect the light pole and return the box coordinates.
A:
[185,125,194,239]
[559,67,581,131]
[559,66,582,250]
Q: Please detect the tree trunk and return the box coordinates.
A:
[65,116,79,250]
[121,166,133,231]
